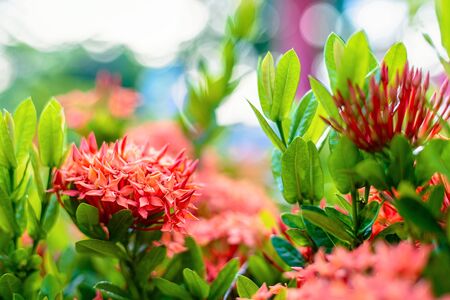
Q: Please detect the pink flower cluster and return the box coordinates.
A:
[53,133,198,233]
[57,71,140,130]
[284,242,440,300]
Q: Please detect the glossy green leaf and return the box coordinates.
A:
[75,203,106,239]
[75,239,126,260]
[247,255,278,285]
[94,281,130,300]
[272,49,301,121]
[286,228,311,247]
[108,209,133,242]
[27,201,41,240]
[357,201,381,239]
[236,275,259,298]
[271,149,284,194]
[289,90,318,142]
[383,43,407,83]
[41,199,59,235]
[301,206,354,244]
[328,136,363,194]
[38,99,65,167]
[428,185,445,218]
[258,52,275,118]
[154,278,193,300]
[248,100,286,151]
[281,212,305,229]
[183,268,210,299]
[271,236,305,267]
[325,207,352,229]
[208,258,239,300]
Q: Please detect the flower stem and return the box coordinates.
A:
[276,120,287,147]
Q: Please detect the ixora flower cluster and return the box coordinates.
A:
[53,133,198,233]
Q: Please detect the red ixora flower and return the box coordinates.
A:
[324,63,450,151]
[52,133,198,233]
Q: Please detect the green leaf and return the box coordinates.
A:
[236,275,259,298]
[324,32,345,90]
[137,246,167,283]
[309,76,340,122]
[41,199,60,235]
[396,190,443,236]
[208,258,239,300]
[183,268,210,299]
[336,31,373,96]
[436,0,450,58]
[357,201,380,239]
[271,236,305,267]
[428,185,445,218]
[0,273,21,300]
[289,91,318,142]
[0,114,17,168]
[325,207,352,229]
[154,278,193,300]
[27,201,41,240]
[75,239,126,260]
[355,159,388,190]
[230,0,257,39]
[328,136,363,194]
[94,281,130,300]
[38,275,62,300]
[281,137,323,204]
[281,212,305,229]
[258,52,275,118]
[13,98,36,165]
[383,43,407,83]
[247,255,278,285]
[272,49,301,121]
[108,209,133,242]
[416,139,450,183]
[248,100,286,151]
[75,203,106,239]
[286,228,311,246]
[388,135,414,187]
[38,99,65,167]
[424,251,450,296]
[301,206,354,244]
[271,149,284,194]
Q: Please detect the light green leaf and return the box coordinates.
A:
[289,90,318,142]
[272,49,301,121]
[248,100,286,151]
[383,43,407,83]
[324,32,345,90]
[355,159,388,190]
[13,98,37,164]
[436,0,450,58]
[236,275,259,298]
[0,114,17,168]
[309,76,340,123]
[258,52,275,118]
[0,273,21,300]
[38,99,65,167]
[154,278,193,300]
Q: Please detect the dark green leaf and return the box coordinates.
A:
[108,209,133,242]
[388,135,414,187]
[236,275,258,298]
[75,203,106,239]
[183,268,210,299]
[271,149,284,194]
[286,229,311,247]
[355,159,388,190]
[27,201,41,240]
[38,274,62,300]
[281,212,304,229]
[301,206,354,244]
[208,258,239,300]
[42,199,60,235]
[137,246,167,282]
[357,201,380,239]
[271,236,305,267]
[428,185,445,218]
[247,255,278,285]
[94,281,130,300]
[75,239,126,260]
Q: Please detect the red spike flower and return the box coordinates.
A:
[52,133,198,233]
[324,64,450,151]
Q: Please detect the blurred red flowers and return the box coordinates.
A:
[325,64,450,151]
[53,133,198,233]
